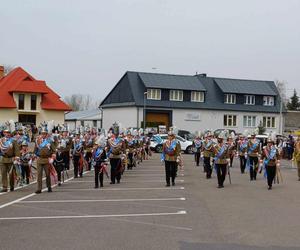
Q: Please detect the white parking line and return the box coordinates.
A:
[0,170,89,209]
[69,180,184,183]
[59,187,185,191]
[19,197,186,203]
[0,210,187,221]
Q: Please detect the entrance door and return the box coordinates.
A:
[18,114,36,125]
[146,112,171,128]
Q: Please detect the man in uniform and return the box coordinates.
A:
[212,132,229,188]
[107,123,126,184]
[34,127,56,193]
[193,132,202,167]
[237,134,248,174]
[0,122,20,192]
[202,132,214,178]
[247,132,261,181]
[161,130,181,186]
[72,131,84,178]
[261,137,280,190]
[60,127,71,170]
[293,135,300,181]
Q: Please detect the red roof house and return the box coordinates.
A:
[0,66,71,125]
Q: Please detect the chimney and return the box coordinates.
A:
[0,65,4,78]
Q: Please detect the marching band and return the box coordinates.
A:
[1,119,300,194]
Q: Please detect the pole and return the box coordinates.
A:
[279,95,283,135]
[143,92,146,130]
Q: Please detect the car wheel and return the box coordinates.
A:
[185,146,194,154]
[155,144,163,153]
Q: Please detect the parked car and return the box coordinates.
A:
[214,129,236,137]
[178,130,195,140]
[150,134,194,154]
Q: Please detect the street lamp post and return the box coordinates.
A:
[143,92,147,131]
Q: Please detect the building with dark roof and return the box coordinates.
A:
[0,66,71,126]
[100,71,283,134]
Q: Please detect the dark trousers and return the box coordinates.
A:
[203,157,212,178]
[229,155,234,168]
[85,152,92,170]
[21,164,30,184]
[110,158,121,184]
[94,163,104,187]
[249,156,258,180]
[128,153,134,169]
[266,165,276,187]
[216,163,227,187]
[164,160,177,185]
[195,152,200,166]
[54,164,63,182]
[239,156,246,173]
[63,152,70,170]
[73,155,81,177]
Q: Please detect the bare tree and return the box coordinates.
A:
[3,64,15,75]
[64,94,97,111]
[275,79,288,106]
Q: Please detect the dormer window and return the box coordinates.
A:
[170,90,183,101]
[191,91,204,102]
[263,96,274,106]
[147,89,161,100]
[224,94,236,104]
[245,95,255,105]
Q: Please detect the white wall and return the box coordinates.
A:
[103,106,281,134]
[103,107,138,130]
[172,109,281,134]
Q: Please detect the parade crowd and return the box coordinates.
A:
[1,120,300,194]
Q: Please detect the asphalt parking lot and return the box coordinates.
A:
[0,154,300,250]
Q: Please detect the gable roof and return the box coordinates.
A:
[138,72,206,91]
[214,78,277,96]
[0,67,71,111]
[100,71,282,113]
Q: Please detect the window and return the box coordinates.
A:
[191,91,204,102]
[245,95,255,105]
[224,94,236,104]
[263,116,276,128]
[31,95,37,110]
[18,94,25,110]
[80,121,84,126]
[93,120,97,127]
[170,90,183,101]
[147,89,161,100]
[243,116,256,127]
[263,96,274,106]
[224,115,237,127]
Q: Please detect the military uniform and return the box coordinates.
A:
[92,145,107,188]
[20,143,33,185]
[247,137,261,181]
[237,137,247,173]
[193,137,202,166]
[202,138,214,178]
[294,138,300,181]
[213,141,229,188]
[72,135,84,178]
[60,134,72,170]
[162,135,181,186]
[126,135,136,170]
[107,135,126,184]
[84,135,94,171]
[261,142,280,189]
[34,134,56,193]
[0,134,20,192]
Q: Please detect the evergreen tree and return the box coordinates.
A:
[286,89,300,110]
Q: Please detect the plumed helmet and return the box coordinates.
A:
[112,122,120,135]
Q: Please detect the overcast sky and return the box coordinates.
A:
[1,0,299,103]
